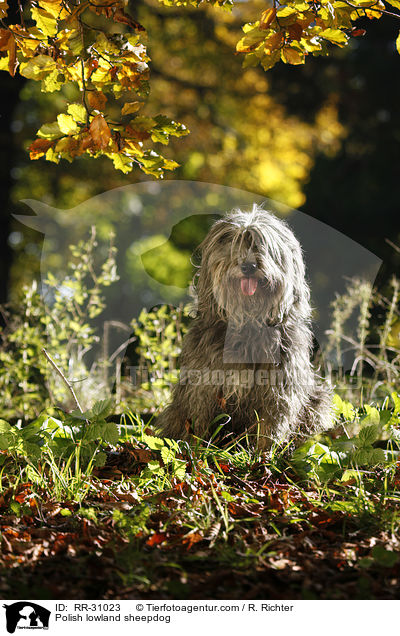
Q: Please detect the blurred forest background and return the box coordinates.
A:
[1,0,399,310]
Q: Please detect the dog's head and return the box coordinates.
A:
[196,205,310,326]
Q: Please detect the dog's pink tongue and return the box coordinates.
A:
[241,277,258,296]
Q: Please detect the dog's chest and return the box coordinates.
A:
[221,323,282,365]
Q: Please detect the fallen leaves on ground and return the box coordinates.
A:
[1,441,400,599]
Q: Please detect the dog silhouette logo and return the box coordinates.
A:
[3,602,50,633]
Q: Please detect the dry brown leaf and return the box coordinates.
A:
[89,114,111,149]
[87,90,107,111]
[260,7,277,30]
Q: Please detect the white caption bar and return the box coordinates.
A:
[1,600,398,636]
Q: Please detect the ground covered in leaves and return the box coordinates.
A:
[1,416,400,601]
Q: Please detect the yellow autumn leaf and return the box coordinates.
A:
[281,47,305,64]
[38,0,68,19]
[366,0,384,18]
[31,6,58,37]
[277,6,297,18]
[57,113,79,135]
[121,101,141,115]
[236,28,265,53]
[320,28,349,45]
[261,49,280,70]
[396,30,400,54]
[67,103,87,123]
[20,55,57,80]
[11,26,41,56]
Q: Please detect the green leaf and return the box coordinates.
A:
[358,424,380,446]
[333,394,356,420]
[23,441,42,459]
[146,459,164,475]
[143,433,164,450]
[391,392,400,414]
[102,422,119,446]
[92,398,114,420]
[320,28,348,45]
[352,448,372,465]
[0,420,11,434]
[60,508,72,517]
[358,557,374,569]
[371,546,399,567]
[10,500,21,515]
[161,446,175,464]
[84,422,105,442]
[379,410,392,427]
[0,433,13,450]
[342,400,356,420]
[362,405,380,425]
[371,448,386,464]
[172,459,186,480]
[94,451,107,467]
[341,469,359,482]
[37,121,62,140]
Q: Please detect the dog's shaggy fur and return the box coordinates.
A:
[158,206,332,448]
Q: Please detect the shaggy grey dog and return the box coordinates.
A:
[158,205,332,449]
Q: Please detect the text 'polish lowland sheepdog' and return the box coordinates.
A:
[158,206,333,449]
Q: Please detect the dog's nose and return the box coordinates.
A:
[241,261,257,276]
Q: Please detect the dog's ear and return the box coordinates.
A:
[192,246,218,320]
[276,242,311,323]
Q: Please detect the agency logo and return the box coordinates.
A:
[3,602,50,634]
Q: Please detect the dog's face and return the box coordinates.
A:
[196,207,309,325]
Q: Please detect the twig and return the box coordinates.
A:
[342,0,400,20]
[42,347,85,414]
[386,238,400,254]
[78,16,91,127]
[18,1,25,29]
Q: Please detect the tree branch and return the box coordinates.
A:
[42,347,85,414]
